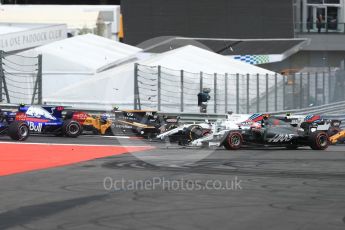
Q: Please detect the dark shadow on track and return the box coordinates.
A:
[0,194,109,229]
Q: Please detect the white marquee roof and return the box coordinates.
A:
[139,45,276,75]
[19,34,142,74]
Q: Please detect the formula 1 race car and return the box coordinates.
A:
[70,112,113,135]
[15,105,82,137]
[0,108,30,141]
[71,109,179,138]
[157,122,213,145]
[279,114,343,140]
[193,116,331,150]
[157,113,257,145]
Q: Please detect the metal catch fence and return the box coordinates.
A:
[0,50,42,104]
[134,63,345,113]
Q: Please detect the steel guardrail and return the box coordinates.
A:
[1,101,345,126]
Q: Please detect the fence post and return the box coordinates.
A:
[257,73,260,112]
[328,71,332,103]
[31,78,39,104]
[247,74,250,113]
[134,63,139,109]
[283,75,286,110]
[299,72,303,109]
[265,73,269,112]
[274,73,277,111]
[200,71,203,93]
[2,73,10,103]
[0,51,3,103]
[307,72,310,107]
[37,54,42,104]
[322,72,325,105]
[180,70,184,112]
[214,73,217,113]
[157,65,161,111]
[315,72,318,106]
[225,73,228,113]
[236,73,239,113]
[292,73,296,109]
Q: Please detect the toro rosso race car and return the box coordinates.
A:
[0,108,30,141]
[71,109,179,138]
[192,115,331,150]
[15,105,82,137]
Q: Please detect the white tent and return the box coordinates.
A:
[45,63,135,110]
[21,33,141,73]
[45,45,280,112]
[139,45,276,75]
[11,34,142,100]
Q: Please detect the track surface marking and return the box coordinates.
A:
[0,142,154,176]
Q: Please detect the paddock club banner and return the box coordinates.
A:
[0,24,67,52]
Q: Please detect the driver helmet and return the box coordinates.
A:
[100,113,109,122]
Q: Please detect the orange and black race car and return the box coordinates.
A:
[70,109,179,138]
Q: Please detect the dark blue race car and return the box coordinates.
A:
[15,105,82,137]
[0,108,30,141]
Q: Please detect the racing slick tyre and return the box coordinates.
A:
[224,131,243,150]
[309,131,329,150]
[65,111,74,120]
[62,119,82,138]
[8,121,29,141]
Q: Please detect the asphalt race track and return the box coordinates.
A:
[0,135,345,230]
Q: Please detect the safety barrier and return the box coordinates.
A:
[1,101,345,127]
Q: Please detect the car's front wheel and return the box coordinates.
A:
[224,131,243,150]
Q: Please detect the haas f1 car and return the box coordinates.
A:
[0,108,30,141]
[193,116,331,150]
[15,105,82,137]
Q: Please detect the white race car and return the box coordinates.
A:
[157,113,264,145]
[190,114,264,147]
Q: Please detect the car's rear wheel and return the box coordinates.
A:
[8,121,30,141]
[224,131,243,150]
[62,119,82,138]
[309,131,329,150]
[65,111,74,120]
